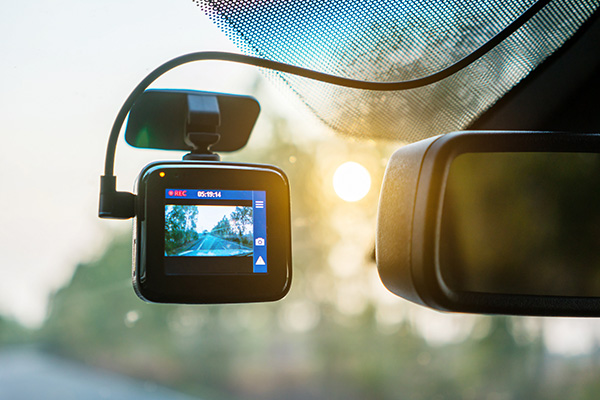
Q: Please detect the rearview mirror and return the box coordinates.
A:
[125,89,260,152]
[377,131,600,316]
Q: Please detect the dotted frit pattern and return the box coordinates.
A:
[193,0,599,142]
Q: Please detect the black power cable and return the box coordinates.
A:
[100,0,551,218]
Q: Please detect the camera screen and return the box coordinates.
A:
[164,189,267,275]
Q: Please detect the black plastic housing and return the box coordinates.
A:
[377,131,600,316]
[133,161,292,304]
[125,89,260,153]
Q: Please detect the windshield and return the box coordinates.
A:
[196,0,598,142]
[2,2,600,399]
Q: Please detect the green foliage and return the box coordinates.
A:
[165,205,200,255]
[0,315,32,347]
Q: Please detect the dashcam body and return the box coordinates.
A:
[133,161,292,304]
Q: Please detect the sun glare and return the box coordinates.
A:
[333,161,371,202]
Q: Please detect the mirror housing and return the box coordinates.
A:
[125,89,260,153]
[377,131,600,316]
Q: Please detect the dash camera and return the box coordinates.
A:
[99,88,292,304]
[133,161,292,303]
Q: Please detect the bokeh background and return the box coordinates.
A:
[2,1,600,399]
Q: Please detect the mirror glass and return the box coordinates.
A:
[440,152,600,297]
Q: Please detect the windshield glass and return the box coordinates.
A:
[2,2,600,399]
[196,0,598,142]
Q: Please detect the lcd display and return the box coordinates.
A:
[165,205,254,257]
[164,189,267,275]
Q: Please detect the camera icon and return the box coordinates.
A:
[255,237,265,246]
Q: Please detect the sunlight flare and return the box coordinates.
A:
[333,161,371,202]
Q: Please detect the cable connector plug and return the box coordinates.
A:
[99,175,136,219]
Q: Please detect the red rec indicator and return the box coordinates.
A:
[169,190,187,197]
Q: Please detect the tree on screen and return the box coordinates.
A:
[211,215,234,238]
[165,206,199,255]
[229,206,252,236]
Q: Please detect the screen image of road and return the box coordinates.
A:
[165,205,253,257]
[164,189,267,275]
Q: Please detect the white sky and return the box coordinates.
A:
[0,0,322,327]
[195,206,242,233]
[195,206,236,233]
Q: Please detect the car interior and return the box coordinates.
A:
[2,1,600,399]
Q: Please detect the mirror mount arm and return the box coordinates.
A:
[182,94,222,161]
[182,133,221,161]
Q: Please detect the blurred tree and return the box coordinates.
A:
[0,316,32,346]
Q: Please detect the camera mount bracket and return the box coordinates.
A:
[182,93,222,161]
[183,132,221,161]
